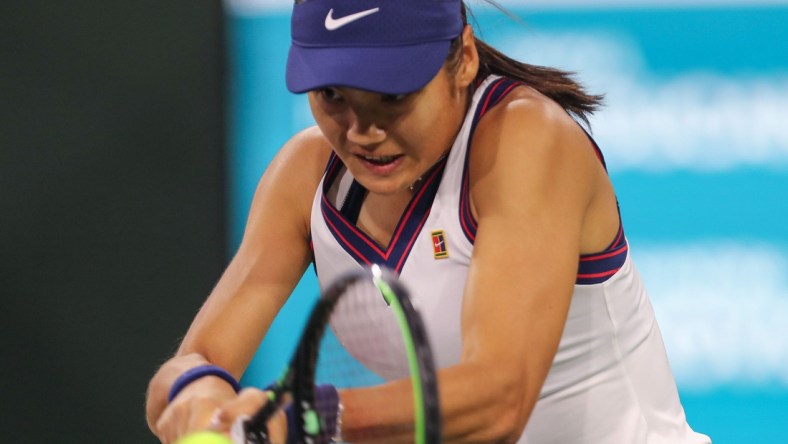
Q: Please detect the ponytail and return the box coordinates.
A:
[460,2,604,125]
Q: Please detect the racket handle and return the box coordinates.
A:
[232,414,271,444]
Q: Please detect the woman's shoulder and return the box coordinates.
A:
[481,84,579,137]
[240,126,333,248]
[468,82,604,217]
[248,126,332,217]
[269,125,334,186]
[282,125,333,168]
[472,84,593,165]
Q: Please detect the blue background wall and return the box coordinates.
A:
[225,2,788,442]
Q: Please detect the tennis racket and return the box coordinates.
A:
[239,264,441,443]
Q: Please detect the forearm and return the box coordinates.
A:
[340,361,534,443]
[440,362,536,442]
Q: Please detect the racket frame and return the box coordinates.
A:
[244,265,441,443]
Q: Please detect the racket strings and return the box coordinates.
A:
[308,279,422,442]
[319,280,411,387]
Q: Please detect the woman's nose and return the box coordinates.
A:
[346,119,386,146]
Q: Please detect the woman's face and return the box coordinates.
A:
[307,44,475,196]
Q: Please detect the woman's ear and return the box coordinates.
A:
[455,25,479,89]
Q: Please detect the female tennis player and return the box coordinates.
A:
[146,0,711,442]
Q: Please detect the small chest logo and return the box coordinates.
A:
[431,230,449,259]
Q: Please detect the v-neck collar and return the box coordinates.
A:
[320,154,448,273]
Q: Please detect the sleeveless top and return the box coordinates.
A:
[309,76,711,443]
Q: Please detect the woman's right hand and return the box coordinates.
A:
[156,386,288,444]
[153,375,240,444]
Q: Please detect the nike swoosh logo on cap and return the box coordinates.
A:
[324,7,380,31]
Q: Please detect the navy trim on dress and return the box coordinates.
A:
[459,78,522,243]
[459,78,627,285]
[320,155,448,273]
[576,223,628,285]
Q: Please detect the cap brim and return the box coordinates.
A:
[286,40,452,95]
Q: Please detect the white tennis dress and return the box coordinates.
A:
[310,76,711,443]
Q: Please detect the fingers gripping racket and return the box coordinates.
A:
[242,264,441,443]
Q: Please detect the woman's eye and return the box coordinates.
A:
[319,88,342,102]
[381,93,408,103]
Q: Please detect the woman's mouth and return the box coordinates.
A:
[359,154,400,165]
[356,154,404,174]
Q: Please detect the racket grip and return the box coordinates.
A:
[230,408,276,444]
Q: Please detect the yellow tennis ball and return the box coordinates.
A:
[174,431,233,444]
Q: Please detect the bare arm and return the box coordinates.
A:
[340,92,610,442]
[145,127,331,441]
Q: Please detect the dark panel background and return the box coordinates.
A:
[1,1,227,442]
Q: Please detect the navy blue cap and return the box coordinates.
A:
[286,0,464,94]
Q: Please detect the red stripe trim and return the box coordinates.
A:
[385,164,438,257]
[323,195,387,257]
[321,156,445,264]
[459,78,516,242]
[591,145,604,165]
[579,244,628,262]
[586,135,608,171]
[577,268,621,279]
[464,173,477,230]
[325,153,342,179]
[478,78,507,118]
[322,206,371,265]
[602,223,624,250]
[495,83,519,106]
[459,174,476,241]
[395,213,430,272]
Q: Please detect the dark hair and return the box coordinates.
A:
[455,1,604,125]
